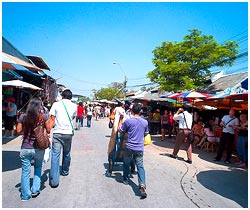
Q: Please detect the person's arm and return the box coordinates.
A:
[16,122,23,134]
[173,108,184,121]
[46,115,55,133]
[220,116,226,127]
[118,120,127,133]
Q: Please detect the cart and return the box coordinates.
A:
[107,132,135,176]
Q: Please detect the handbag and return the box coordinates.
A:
[34,114,50,149]
[144,134,151,146]
[108,120,113,129]
[183,113,194,144]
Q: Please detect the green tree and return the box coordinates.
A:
[78,96,91,103]
[93,83,123,100]
[147,29,239,92]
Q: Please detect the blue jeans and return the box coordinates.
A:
[20,149,45,200]
[49,133,73,186]
[123,148,146,187]
[87,115,92,127]
[237,136,248,162]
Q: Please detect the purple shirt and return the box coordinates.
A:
[18,113,49,149]
[120,117,149,151]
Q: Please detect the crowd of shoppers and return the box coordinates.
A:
[2,89,248,201]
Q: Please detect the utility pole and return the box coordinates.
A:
[113,62,127,100]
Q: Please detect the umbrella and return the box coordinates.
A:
[207,91,231,99]
[2,80,42,90]
[186,91,212,99]
[167,92,185,99]
[2,52,42,72]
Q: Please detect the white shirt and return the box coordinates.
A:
[86,107,93,116]
[114,106,125,120]
[173,111,193,129]
[50,99,77,134]
[221,115,239,134]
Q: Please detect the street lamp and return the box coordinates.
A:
[113,62,127,100]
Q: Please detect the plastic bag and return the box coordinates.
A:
[43,147,51,164]
[144,134,151,146]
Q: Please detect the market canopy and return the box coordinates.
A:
[195,92,248,110]
[2,80,42,90]
[2,52,42,72]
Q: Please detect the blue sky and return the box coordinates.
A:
[2,2,248,97]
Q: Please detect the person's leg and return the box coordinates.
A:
[161,127,165,141]
[4,116,11,136]
[134,150,146,187]
[172,131,184,156]
[123,148,133,183]
[236,136,244,163]
[242,136,248,163]
[49,134,62,187]
[89,115,92,127]
[225,133,235,162]
[134,150,147,198]
[184,140,192,162]
[20,149,33,200]
[61,134,73,175]
[214,133,227,160]
[31,149,45,194]
[168,124,172,137]
[197,136,206,147]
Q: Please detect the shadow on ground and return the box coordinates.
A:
[103,163,141,198]
[2,151,21,172]
[2,134,21,145]
[196,169,248,208]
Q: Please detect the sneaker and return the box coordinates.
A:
[21,196,31,201]
[31,191,40,198]
[131,170,137,175]
[185,160,192,164]
[139,185,147,198]
[123,179,129,185]
[61,172,69,176]
[213,158,220,161]
[169,154,177,159]
[235,161,243,165]
[50,184,59,188]
[224,160,231,164]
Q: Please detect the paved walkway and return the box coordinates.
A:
[2,118,248,208]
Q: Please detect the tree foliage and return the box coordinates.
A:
[93,82,124,100]
[147,29,239,92]
[78,96,91,103]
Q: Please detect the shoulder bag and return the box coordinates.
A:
[34,113,50,149]
[62,101,74,135]
[183,113,194,144]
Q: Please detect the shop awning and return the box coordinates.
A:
[2,52,42,72]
